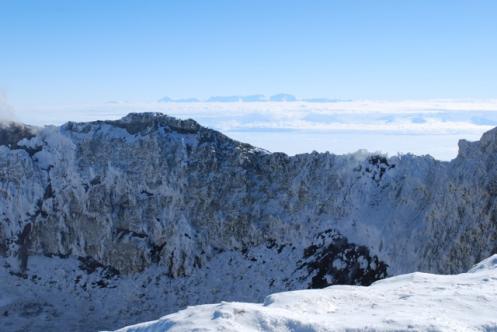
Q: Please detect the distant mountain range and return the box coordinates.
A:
[158,94,347,103]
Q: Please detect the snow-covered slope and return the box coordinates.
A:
[114,255,497,332]
[1,112,497,331]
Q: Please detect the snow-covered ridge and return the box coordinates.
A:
[19,99,497,160]
[113,254,497,332]
[2,112,497,331]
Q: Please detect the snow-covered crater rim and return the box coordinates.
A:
[111,254,497,332]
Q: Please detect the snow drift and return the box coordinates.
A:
[114,254,497,332]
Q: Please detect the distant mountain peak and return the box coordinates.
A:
[158,94,348,103]
[206,95,267,102]
[269,93,297,102]
[158,96,172,102]
[158,97,200,103]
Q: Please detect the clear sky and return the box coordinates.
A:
[1,0,497,107]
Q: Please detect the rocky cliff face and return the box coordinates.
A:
[1,113,496,331]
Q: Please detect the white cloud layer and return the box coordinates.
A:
[0,92,16,122]
[14,99,497,161]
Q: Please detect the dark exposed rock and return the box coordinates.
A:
[0,122,37,148]
[17,223,32,272]
[298,230,388,288]
[78,256,120,279]
[107,112,201,135]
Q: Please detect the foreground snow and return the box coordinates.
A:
[113,255,497,332]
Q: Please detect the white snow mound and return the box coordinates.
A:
[112,254,497,332]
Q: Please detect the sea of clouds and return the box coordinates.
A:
[13,99,497,161]
[0,92,16,122]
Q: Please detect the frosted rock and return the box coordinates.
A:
[2,112,497,331]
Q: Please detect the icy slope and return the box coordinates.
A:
[114,255,497,332]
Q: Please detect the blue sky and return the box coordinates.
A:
[2,1,497,161]
[1,1,497,107]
